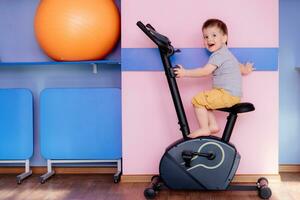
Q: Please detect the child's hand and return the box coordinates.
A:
[173,64,186,78]
[240,62,255,75]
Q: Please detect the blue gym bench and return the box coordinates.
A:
[39,88,122,183]
[0,89,33,184]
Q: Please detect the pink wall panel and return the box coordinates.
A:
[122,72,278,174]
[122,0,278,48]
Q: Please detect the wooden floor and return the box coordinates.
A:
[0,173,299,200]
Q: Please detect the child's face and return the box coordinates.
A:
[202,26,227,52]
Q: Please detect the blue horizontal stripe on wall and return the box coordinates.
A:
[122,48,278,71]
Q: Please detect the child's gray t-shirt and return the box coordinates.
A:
[208,46,242,97]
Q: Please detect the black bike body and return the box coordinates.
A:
[160,137,239,190]
[136,21,271,199]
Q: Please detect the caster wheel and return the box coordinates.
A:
[40,178,46,184]
[257,177,269,185]
[144,188,156,199]
[17,180,22,185]
[258,186,272,199]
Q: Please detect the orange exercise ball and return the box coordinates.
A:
[34,0,120,61]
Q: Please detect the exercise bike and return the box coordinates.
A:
[136,21,272,199]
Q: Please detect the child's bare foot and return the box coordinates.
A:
[209,125,220,134]
[188,128,211,138]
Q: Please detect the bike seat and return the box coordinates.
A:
[217,102,255,114]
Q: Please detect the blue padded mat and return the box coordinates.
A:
[0,89,33,160]
[40,88,121,160]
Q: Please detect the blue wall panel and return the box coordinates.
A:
[0,0,121,166]
[279,0,300,164]
[122,48,278,71]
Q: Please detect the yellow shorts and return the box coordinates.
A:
[192,88,240,110]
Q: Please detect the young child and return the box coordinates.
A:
[174,18,253,139]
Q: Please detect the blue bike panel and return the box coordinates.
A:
[0,89,33,159]
[40,88,121,160]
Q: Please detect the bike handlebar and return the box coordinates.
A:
[136,21,174,55]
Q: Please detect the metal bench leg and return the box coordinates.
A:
[40,160,55,184]
[113,159,122,183]
[16,159,32,184]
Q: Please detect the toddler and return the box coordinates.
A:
[174,19,253,138]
